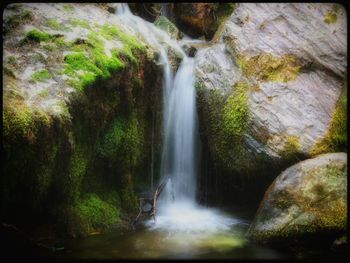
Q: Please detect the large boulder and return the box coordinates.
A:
[247,153,347,244]
[195,3,347,200]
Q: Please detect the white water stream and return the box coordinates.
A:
[116,3,241,237]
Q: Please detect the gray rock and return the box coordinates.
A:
[194,3,347,171]
[222,3,347,78]
[247,153,347,243]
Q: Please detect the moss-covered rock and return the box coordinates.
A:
[75,193,120,235]
[324,4,341,24]
[2,3,163,238]
[195,3,347,206]
[247,153,347,244]
[311,87,347,156]
[237,53,301,83]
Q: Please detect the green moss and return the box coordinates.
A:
[43,44,55,52]
[3,9,33,34]
[238,53,300,82]
[311,89,347,156]
[64,31,126,90]
[280,136,301,157]
[120,187,139,215]
[64,52,100,90]
[7,56,17,66]
[46,18,70,31]
[64,145,89,203]
[120,115,144,166]
[63,3,74,12]
[324,5,340,24]
[54,37,68,48]
[100,24,145,51]
[70,19,90,29]
[223,82,250,137]
[62,23,148,90]
[3,102,33,140]
[2,98,51,144]
[65,52,101,75]
[97,114,143,167]
[25,29,53,42]
[99,24,145,64]
[38,88,50,98]
[76,193,120,232]
[35,143,58,198]
[97,118,124,157]
[31,69,51,83]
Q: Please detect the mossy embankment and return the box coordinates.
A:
[2,3,163,239]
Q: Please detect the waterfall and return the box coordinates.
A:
[160,57,199,203]
[116,3,198,204]
[116,3,238,234]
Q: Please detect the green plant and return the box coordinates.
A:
[38,88,50,98]
[238,53,300,82]
[77,193,120,230]
[31,69,51,82]
[311,88,347,155]
[223,82,250,137]
[25,29,53,42]
[324,5,341,24]
[7,56,17,66]
[280,135,301,157]
[3,9,33,34]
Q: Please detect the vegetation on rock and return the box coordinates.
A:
[2,3,163,238]
[311,87,347,155]
[237,53,300,82]
[248,153,347,243]
[223,82,249,137]
[25,28,54,42]
[31,69,51,83]
[3,8,33,35]
[76,193,120,233]
[324,5,341,24]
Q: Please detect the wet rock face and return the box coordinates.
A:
[128,3,162,22]
[247,153,347,243]
[195,3,347,178]
[173,3,235,40]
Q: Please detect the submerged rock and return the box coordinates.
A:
[247,153,347,243]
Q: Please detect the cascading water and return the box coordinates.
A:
[115,3,241,235]
[160,56,199,203]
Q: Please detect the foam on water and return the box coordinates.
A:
[146,202,241,235]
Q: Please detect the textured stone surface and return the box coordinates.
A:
[222,3,347,77]
[247,153,347,243]
[195,3,347,172]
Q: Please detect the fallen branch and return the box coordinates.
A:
[133,177,170,225]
